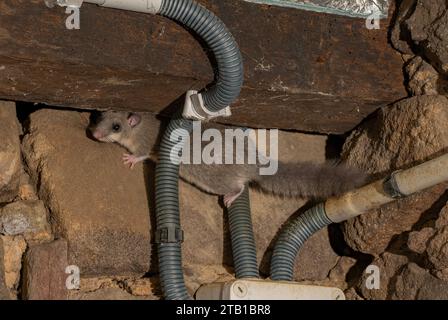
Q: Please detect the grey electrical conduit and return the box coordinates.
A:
[271,153,448,281]
[53,0,256,299]
[156,0,254,300]
[227,185,260,279]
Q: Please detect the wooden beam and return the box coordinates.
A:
[0,0,406,133]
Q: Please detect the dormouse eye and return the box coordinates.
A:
[112,124,121,133]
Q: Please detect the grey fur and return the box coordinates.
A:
[89,111,367,204]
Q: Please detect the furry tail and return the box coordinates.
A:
[254,161,367,199]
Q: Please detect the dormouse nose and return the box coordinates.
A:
[93,130,104,140]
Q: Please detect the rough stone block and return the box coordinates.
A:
[342,95,448,254]
[0,101,21,203]
[0,200,52,242]
[22,239,69,300]
[0,235,26,295]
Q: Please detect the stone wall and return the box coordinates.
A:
[1,102,350,299]
[338,0,448,299]
[0,0,447,300]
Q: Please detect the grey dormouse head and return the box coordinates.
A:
[89,111,141,143]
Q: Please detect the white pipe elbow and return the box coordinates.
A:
[85,0,162,14]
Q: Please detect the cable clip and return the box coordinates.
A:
[383,170,405,199]
[183,90,232,121]
[155,227,184,244]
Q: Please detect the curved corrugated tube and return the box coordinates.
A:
[159,0,244,111]
[227,185,259,279]
[270,203,332,281]
[155,0,247,300]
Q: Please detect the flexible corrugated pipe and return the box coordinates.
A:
[155,0,247,300]
[271,153,448,281]
[227,185,259,279]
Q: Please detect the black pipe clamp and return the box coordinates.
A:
[383,170,406,199]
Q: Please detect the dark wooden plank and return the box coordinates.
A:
[0,0,406,133]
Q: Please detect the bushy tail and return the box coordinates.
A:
[254,161,367,199]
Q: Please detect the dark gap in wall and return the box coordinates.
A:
[327,223,374,290]
[437,73,448,95]
[385,189,448,270]
[16,101,96,122]
[325,134,346,160]
[413,189,448,230]
[15,101,44,125]
[15,102,100,139]
[269,127,330,137]
[387,0,418,50]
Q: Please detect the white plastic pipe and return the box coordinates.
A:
[50,0,162,13]
[84,0,162,14]
[394,154,448,196]
[326,153,448,223]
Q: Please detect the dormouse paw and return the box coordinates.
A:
[123,154,139,169]
[223,187,245,208]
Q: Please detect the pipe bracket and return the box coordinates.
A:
[383,170,406,199]
[155,227,184,244]
[183,90,232,121]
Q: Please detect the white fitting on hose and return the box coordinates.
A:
[85,0,162,14]
[183,90,232,121]
[325,153,448,223]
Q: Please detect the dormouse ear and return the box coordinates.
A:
[127,113,141,128]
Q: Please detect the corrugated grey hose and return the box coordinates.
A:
[160,0,244,111]
[155,0,245,300]
[155,117,193,300]
[270,203,333,281]
[227,186,259,279]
